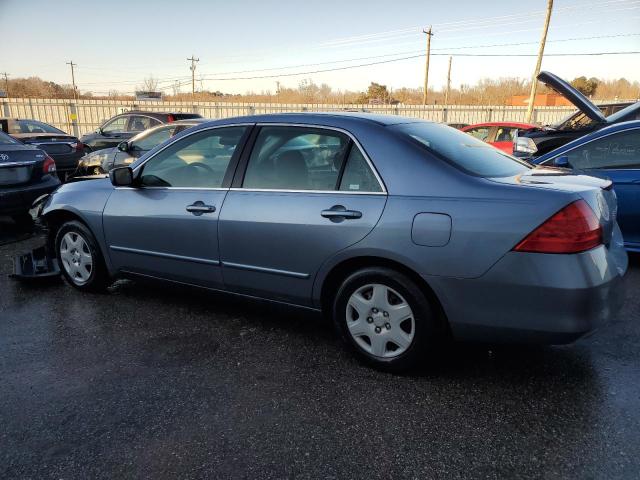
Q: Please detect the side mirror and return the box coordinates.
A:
[117,141,129,152]
[553,155,570,168]
[109,166,134,187]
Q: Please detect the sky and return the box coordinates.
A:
[1,0,639,96]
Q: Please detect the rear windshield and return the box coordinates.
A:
[606,102,640,123]
[390,122,532,178]
[0,131,19,145]
[10,120,65,134]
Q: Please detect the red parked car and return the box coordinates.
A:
[461,122,536,154]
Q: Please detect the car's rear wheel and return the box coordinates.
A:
[333,267,441,372]
[55,220,110,292]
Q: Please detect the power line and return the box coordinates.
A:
[69,30,640,89]
[183,51,640,84]
[319,0,638,47]
[157,32,640,84]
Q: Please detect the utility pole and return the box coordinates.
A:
[422,26,434,105]
[444,56,452,105]
[66,60,78,102]
[187,55,199,103]
[526,0,553,123]
[1,72,9,96]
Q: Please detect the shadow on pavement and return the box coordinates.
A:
[0,216,37,246]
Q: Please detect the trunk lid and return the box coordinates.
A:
[0,145,46,186]
[12,133,79,156]
[537,71,606,124]
[489,167,618,245]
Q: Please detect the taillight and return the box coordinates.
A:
[71,141,85,152]
[43,155,57,174]
[513,200,602,254]
[167,114,175,122]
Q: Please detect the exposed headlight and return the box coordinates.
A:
[514,137,538,154]
[79,153,108,167]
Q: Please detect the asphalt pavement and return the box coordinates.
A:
[1,216,639,479]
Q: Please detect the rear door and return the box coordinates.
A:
[103,125,251,287]
[218,124,387,305]
[561,127,640,247]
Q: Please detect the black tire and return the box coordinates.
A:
[55,220,111,292]
[332,267,442,372]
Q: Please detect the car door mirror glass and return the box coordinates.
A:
[117,141,129,152]
[553,155,570,168]
[109,166,134,187]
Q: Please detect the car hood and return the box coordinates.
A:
[537,71,606,124]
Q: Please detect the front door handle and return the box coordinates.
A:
[186,201,216,216]
[321,205,362,221]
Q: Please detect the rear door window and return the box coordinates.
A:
[564,128,640,170]
[391,122,532,178]
[242,126,350,191]
[339,146,382,192]
[128,116,160,132]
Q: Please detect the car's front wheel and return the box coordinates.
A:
[55,220,110,292]
[333,267,442,372]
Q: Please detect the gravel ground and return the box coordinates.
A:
[1,217,639,479]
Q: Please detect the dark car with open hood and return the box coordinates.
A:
[0,130,60,225]
[513,71,640,159]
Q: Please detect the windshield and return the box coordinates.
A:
[552,110,599,131]
[390,122,532,178]
[0,131,19,145]
[130,125,178,150]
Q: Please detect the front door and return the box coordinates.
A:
[103,125,250,287]
[218,125,387,305]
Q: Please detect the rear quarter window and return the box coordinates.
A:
[390,122,532,178]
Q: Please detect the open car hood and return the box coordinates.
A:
[537,71,606,123]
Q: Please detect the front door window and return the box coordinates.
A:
[140,126,247,188]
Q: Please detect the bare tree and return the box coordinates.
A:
[140,75,158,92]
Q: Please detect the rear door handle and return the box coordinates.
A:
[186,201,216,216]
[321,205,362,220]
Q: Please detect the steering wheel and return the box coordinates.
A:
[186,162,215,174]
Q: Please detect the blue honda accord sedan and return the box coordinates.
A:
[39,113,628,370]
[534,120,640,253]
